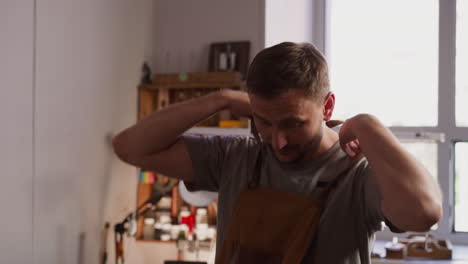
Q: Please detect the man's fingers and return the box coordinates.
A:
[345,144,356,157]
[351,141,361,150]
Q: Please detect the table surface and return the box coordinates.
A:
[372,241,468,264]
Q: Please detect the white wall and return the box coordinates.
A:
[0,1,34,263]
[145,0,265,73]
[33,1,150,263]
[1,0,150,263]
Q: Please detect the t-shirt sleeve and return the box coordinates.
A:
[181,134,250,192]
[359,161,404,233]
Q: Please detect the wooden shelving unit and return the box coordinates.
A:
[136,71,247,241]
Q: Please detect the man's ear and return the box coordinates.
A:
[322,92,335,121]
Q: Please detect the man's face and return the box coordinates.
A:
[249,89,332,163]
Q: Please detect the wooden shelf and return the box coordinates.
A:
[141,72,245,90]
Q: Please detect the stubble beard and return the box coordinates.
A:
[272,128,324,164]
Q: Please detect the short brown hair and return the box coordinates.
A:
[246,42,330,101]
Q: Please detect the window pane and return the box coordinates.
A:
[455,142,468,232]
[401,142,438,179]
[328,0,438,126]
[456,1,468,126]
[265,0,312,47]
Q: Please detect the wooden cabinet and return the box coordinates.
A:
[135,72,247,241]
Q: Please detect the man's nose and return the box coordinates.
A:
[273,129,288,150]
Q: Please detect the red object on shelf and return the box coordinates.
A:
[181,215,195,234]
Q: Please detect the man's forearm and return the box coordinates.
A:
[347,114,442,231]
[113,90,229,161]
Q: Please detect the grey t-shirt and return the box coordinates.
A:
[183,134,385,264]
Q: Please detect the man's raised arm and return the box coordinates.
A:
[112,90,251,182]
[340,114,443,232]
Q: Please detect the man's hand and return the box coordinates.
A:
[112,90,232,183]
[222,90,252,118]
[338,117,362,158]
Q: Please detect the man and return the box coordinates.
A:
[113,42,442,263]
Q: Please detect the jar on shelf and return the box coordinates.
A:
[143,218,155,239]
[196,208,208,226]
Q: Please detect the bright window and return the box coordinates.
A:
[402,142,438,179]
[325,0,468,242]
[265,0,312,47]
[455,142,468,232]
[328,0,439,126]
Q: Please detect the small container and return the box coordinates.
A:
[170,225,181,240]
[155,210,171,224]
[161,223,172,240]
[158,197,172,209]
[178,206,190,224]
[154,222,163,240]
[159,214,171,224]
[143,218,155,239]
[385,239,406,259]
[196,208,208,226]
[195,225,208,241]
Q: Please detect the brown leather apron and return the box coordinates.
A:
[216,134,363,264]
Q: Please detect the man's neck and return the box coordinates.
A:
[305,126,340,161]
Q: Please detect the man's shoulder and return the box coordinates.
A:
[183,134,261,154]
[188,134,257,145]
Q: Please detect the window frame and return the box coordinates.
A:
[317,0,468,244]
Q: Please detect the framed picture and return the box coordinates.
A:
[209,41,250,79]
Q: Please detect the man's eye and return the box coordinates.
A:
[286,121,304,128]
[255,117,271,127]
[262,119,272,126]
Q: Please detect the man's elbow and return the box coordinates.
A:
[385,196,443,232]
[112,132,134,164]
[419,200,443,231]
[408,199,443,232]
